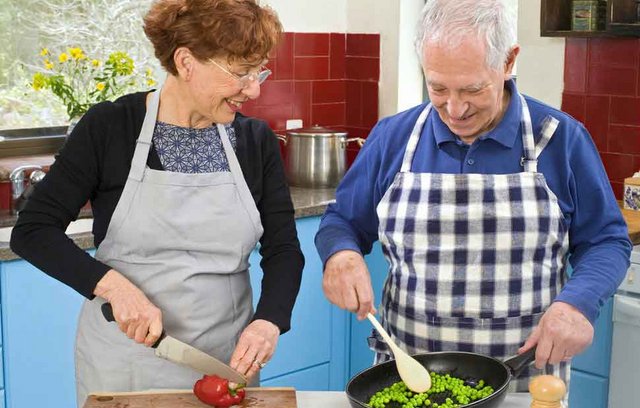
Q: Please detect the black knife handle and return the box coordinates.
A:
[101,302,166,349]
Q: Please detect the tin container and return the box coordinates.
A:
[571,0,605,31]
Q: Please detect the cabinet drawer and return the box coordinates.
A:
[260,363,330,390]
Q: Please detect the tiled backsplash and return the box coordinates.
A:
[562,38,640,199]
[241,32,380,165]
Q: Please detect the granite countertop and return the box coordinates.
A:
[2,188,640,261]
[0,186,336,260]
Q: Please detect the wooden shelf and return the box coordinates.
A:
[541,0,640,38]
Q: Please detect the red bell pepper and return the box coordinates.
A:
[193,374,246,407]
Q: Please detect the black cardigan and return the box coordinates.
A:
[10,91,304,334]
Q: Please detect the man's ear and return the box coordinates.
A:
[504,45,520,79]
[174,47,195,80]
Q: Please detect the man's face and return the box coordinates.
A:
[422,36,517,143]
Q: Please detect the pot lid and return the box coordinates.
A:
[287,125,348,137]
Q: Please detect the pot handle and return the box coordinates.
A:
[275,133,287,145]
[503,347,536,378]
[341,137,366,148]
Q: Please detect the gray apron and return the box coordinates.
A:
[75,89,263,406]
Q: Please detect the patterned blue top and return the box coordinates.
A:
[152,121,237,173]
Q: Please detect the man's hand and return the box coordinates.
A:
[519,301,594,368]
[94,269,163,347]
[323,249,376,320]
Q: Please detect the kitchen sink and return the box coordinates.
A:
[0,218,93,243]
[0,126,67,158]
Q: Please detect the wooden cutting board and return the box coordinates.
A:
[83,387,297,407]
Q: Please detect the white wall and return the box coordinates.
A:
[261,0,347,32]
[516,0,565,108]
[347,0,424,118]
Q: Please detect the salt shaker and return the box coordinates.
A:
[529,375,566,408]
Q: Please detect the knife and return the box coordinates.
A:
[101,303,247,384]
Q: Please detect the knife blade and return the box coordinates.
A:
[101,303,247,384]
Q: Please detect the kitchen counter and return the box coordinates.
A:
[621,207,640,245]
[297,391,532,407]
[0,186,336,260]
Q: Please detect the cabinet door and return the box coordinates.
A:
[569,369,609,408]
[349,242,388,378]
[248,216,349,390]
[571,297,613,377]
[1,257,86,408]
[260,363,330,390]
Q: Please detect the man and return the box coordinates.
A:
[315,0,631,391]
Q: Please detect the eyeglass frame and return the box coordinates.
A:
[207,58,272,88]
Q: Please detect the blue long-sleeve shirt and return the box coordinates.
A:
[315,80,631,324]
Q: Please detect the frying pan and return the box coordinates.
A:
[346,348,536,408]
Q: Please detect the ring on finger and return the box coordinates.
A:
[253,359,266,369]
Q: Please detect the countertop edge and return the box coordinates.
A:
[0,187,334,261]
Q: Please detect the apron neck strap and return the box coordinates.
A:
[400,104,432,173]
[129,89,161,181]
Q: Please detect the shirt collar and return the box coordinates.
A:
[429,78,521,148]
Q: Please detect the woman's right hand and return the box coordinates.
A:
[323,249,376,321]
[93,269,163,347]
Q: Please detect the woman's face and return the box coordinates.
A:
[190,56,265,124]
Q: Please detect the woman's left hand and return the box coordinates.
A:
[230,319,280,380]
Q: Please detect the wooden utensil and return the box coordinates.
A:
[366,313,432,393]
[83,387,297,408]
[529,375,566,408]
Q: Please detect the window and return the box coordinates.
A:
[0,0,160,130]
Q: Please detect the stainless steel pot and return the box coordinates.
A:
[277,125,365,188]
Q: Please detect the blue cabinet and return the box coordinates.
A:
[0,216,349,408]
[248,216,349,391]
[0,254,87,408]
[569,297,613,408]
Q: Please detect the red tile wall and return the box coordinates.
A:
[241,32,380,166]
[562,38,640,199]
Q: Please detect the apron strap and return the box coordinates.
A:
[217,124,262,236]
[400,104,432,173]
[519,94,538,173]
[129,89,161,182]
[535,115,559,160]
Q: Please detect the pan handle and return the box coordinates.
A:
[503,347,536,377]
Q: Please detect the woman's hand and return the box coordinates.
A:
[229,319,280,380]
[93,269,163,347]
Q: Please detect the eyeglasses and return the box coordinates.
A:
[208,58,272,89]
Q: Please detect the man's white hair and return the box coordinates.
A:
[415,0,517,71]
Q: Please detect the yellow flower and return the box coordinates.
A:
[145,68,153,77]
[68,47,86,60]
[58,53,69,63]
[107,51,134,76]
[32,72,48,91]
[91,59,101,67]
[40,48,49,56]
[146,79,156,86]
[96,82,105,91]
[44,59,54,70]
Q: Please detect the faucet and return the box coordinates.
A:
[10,165,45,215]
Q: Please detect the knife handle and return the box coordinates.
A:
[101,302,166,349]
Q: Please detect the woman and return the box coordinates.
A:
[10,0,304,405]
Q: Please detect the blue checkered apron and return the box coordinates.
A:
[370,95,570,392]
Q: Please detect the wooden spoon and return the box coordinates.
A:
[367,313,432,392]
